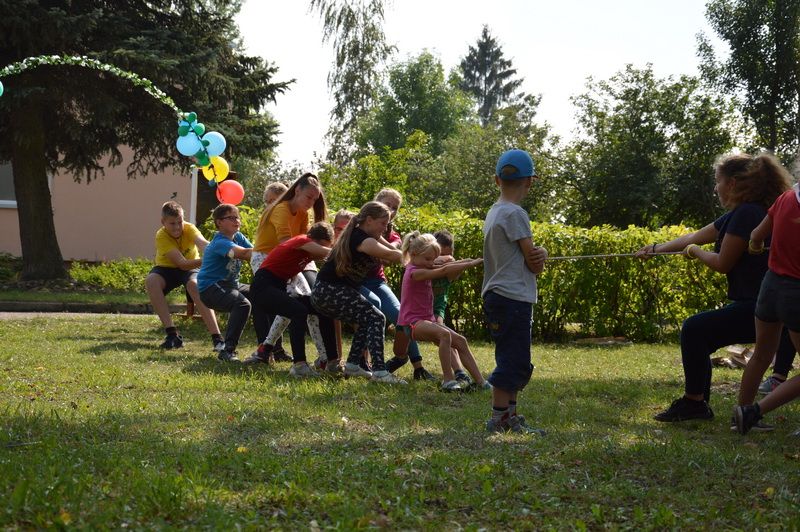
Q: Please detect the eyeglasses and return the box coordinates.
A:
[221,216,240,222]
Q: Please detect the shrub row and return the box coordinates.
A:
[73,206,726,341]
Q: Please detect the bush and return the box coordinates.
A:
[70,258,153,292]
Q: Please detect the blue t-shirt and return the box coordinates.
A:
[713,202,769,301]
[197,231,253,292]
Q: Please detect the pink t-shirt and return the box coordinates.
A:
[398,264,434,326]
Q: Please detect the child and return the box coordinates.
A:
[263,181,288,209]
[145,201,223,350]
[197,203,253,362]
[245,222,338,377]
[311,201,406,383]
[432,230,472,383]
[734,182,800,434]
[483,149,548,434]
[397,231,488,392]
[365,188,433,381]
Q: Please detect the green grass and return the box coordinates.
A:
[0,290,182,305]
[1,315,799,529]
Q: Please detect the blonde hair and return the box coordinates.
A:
[715,152,792,209]
[333,208,355,226]
[374,188,402,206]
[401,231,440,265]
[328,201,391,278]
[263,181,288,205]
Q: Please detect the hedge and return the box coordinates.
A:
[72,205,726,341]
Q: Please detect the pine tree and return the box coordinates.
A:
[459,25,524,126]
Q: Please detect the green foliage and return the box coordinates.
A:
[0,252,22,281]
[70,258,153,292]
[700,0,800,158]
[556,65,735,228]
[388,208,725,341]
[355,51,474,156]
[458,25,525,126]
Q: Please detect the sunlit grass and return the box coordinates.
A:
[1,314,798,528]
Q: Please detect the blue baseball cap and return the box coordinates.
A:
[495,149,536,179]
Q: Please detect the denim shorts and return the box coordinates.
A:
[756,270,800,332]
[483,290,534,392]
[149,266,197,295]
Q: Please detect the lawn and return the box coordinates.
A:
[1,314,799,529]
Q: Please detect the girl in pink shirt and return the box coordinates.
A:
[398,232,489,392]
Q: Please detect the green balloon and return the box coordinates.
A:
[194,150,210,167]
[0,80,4,97]
[186,111,197,123]
[193,123,205,136]
[177,124,190,137]
[201,139,210,147]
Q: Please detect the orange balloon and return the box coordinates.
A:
[216,180,245,205]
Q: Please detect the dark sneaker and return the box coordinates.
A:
[160,334,183,349]
[440,380,464,392]
[734,404,762,435]
[509,415,546,436]
[212,339,226,353]
[413,367,436,381]
[758,376,784,396]
[654,397,714,422]
[454,370,470,383]
[217,349,240,363]
[359,358,372,373]
[729,415,774,433]
[386,356,409,373]
[464,380,492,393]
[243,344,272,365]
[486,416,510,433]
[271,347,293,363]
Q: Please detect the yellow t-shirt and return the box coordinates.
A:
[253,201,310,253]
[154,222,201,268]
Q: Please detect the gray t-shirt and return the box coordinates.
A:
[481,200,538,304]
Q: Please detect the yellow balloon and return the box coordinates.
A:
[201,156,229,182]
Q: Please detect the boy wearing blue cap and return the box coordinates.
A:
[482,149,548,434]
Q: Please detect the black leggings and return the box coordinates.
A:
[681,300,795,401]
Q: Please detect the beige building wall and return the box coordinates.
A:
[0,149,196,261]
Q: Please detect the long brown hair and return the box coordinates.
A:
[263,172,328,224]
[715,152,792,209]
[328,201,391,278]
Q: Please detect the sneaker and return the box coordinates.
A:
[217,349,239,363]
[653,397,714,422]
[359,359,373,373]
[486,417,510,433]
[212,339,226,353]
[160,334,183,349]
[289,362,320,378]
[271,347,293,363]
[313,356,328,371]
[440,380,464,392]
[734,404,763,435]
[758,376,785,396]
[454,370,470,383]
[729,415,774,433]
[325,360,343,375]
[344,362,372,379]
[508,415,546,435]
[370,370,408,384]
[386,356,409,373]
[243,344,272,365]
[413,367,437,381]
[465,380,492,392]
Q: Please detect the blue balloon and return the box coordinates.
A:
[202,131,227,157]
[176,134,203,156]
[208,179,217,188]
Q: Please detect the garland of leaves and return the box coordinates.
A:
[0,54,181,116]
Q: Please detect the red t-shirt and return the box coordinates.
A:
[259,235,314,281]
[767,188,800,279]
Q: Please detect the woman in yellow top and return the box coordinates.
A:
[249,173,328,357]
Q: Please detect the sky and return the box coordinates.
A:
[236,1,722,167]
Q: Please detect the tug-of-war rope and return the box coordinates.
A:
[0,54,244,204]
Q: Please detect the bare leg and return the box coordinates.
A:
[450,332,486,384]
[186,278,220,335]
[738,318,783,406]
[411,321,455,382]
[758,331,800,414]
[145,273,173,328]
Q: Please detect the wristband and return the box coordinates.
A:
[651,243,658,254]
[748,240,765,255]
[684,244,699,259]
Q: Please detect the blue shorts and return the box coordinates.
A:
[755,270,800,332]
[149,266,197,296]
[483,290,534,392]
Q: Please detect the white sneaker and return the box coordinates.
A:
[289,362,320,378]
[371,370,407,384]
[344,362,372,379]
[325,360,343,375]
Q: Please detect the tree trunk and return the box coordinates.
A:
[10,100,68,280]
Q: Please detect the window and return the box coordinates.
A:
[0,162,15,208]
